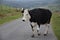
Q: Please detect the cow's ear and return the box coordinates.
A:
[21,8,24,13]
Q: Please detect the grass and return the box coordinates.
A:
[0,5,22,24]
[51,12,60,40]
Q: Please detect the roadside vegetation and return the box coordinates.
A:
[51,6,60,40]
[33,6,60,40]
[49,5,60,40]
[51,12,60,40]
[0,5,22,24]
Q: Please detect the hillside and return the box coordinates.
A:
[0,5,22,24]
[48,5,60,12]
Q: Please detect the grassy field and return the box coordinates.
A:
[51,12,60,40]
[0,5,22,24]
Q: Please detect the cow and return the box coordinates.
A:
[21,8,52,37]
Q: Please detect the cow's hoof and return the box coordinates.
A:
[44,32,48,36]
[31,35,34,38]
[44,34,47,36]
[38,33,40,36]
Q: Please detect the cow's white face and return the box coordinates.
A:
[21,9,31,22]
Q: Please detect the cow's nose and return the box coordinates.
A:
[22,20,25,22]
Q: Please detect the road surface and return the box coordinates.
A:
[0,18,57,40]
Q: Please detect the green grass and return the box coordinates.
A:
[51,13,60,40]
[0,5,22,24]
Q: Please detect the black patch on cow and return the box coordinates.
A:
[21,9,25,13]
[29,8,52,25]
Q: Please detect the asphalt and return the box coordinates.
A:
[0,18,57,40]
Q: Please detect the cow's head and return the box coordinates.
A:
[21,8,31,22]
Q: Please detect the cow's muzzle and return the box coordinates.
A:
[22,20,25,22]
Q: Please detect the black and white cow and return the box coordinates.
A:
[21,8,52,37]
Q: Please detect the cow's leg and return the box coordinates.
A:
[44,24,50,36]
[37,25,40,36]
[30,24,34,37]
[30,22,37,37]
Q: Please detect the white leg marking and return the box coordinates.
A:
[47,24,50,28]
[37,25,41,36]
[30,22,37,35]
[44,24,50,34]
[37,25,40,31]
[31,22,37,27]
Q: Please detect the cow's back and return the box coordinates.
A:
[29,8,52,24]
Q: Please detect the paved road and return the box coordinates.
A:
[0,18,57,40]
